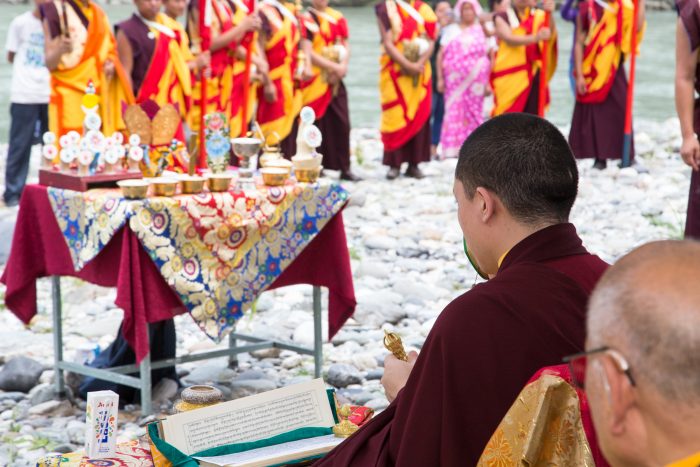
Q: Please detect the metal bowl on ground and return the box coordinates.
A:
[151,177,179,197]
[261,167,289,186]
[294,166,323,183]
[174,385,223,413]
[206,172,233,192]
[180,175,205,194]
[117,179,150,199]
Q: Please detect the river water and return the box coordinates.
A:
[0,5,676,141]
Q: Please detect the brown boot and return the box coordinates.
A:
[386,167,400,180]
[340,171,362,181]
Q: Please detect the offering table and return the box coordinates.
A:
[1,180,356,416]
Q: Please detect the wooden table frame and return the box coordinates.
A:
[50,277,324,416]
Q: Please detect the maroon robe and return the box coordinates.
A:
[115,15,156,97]
[568,2,635,162]
[678,0,700,238]
[316,223,608,466]
[315,82,352,173]
[40,0,89,39]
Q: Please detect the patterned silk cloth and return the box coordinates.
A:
[477,372,596,466]
[47,181,349,341]
[37,440,154,467]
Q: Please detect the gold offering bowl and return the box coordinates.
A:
[180,176,205,194]
[261,167,289,186]
[206,172,233,192]
[151,177,179,197]
[174,385,223,414]
[117,179,150,199]
[259,150,284,168]
[295,166,323,183]
[265,158,293,175]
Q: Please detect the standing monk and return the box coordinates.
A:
[490,0,556,116]
[115,0,194,124]
[376,0,437,180]
[569,0,645,170]
[41,0,134,136]
[186,0,260,133]
[676,0,700,238]
[300,0,361,181]
[256,0,307,156]
[316,114,608,466]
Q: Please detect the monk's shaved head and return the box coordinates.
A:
[588,240,700,403]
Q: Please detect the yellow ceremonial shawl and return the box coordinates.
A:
[300,7,348,119]
[187,0,236,132]
[136,14,192,121]
[379,0,437,151]
[257,0,302,146]
[577,0,645,103]
[48,0,134,136]
[230,0,258,138]
[490,7,557,116]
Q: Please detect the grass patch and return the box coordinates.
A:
[349,246,361,261]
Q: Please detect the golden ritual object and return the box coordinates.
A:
[117,179,150,199]
[151,177,179,197]
[151,104,181,146]
[180,176,205,194]
[124,105,152,146]
[332,397,360,438]
[383,330,408,362]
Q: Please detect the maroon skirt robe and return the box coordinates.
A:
[568,66,635,161]
[678,0,700,238]
[315,223,608,466]
[115,15,156,97]
[315,82,352,173]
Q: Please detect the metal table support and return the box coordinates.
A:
[50,276,325,416]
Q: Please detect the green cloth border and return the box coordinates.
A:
[148,389,340,466]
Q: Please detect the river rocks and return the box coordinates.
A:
[327,364,363,388]
[0,356,44,393]
[182,365,236,386]
[230,379,277,399]
[28,400,73,417]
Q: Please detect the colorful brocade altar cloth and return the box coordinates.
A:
[1,182,356,363]
[37,440,154,467]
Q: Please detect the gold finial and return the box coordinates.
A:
[383,330,408,362]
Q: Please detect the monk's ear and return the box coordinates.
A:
[474,187,495,223]
[601,355,636,437]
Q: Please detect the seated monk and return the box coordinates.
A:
[316,113,608,466]
[582,241,700,466]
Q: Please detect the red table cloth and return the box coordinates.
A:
[1,184,356,362]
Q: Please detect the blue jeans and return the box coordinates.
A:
[5,103,48,204]
[431,92,445,146]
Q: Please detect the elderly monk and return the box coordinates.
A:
[581,241,700,466]
[41,0,134,136]
[316,113,608,466]
[676,0,700,239]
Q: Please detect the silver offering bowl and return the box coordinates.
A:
[231,137,262,179]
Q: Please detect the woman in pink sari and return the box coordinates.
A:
[437,0,490,158]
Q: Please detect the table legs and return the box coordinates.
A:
[139,333,152,417]
[313,286,322,378]
[51,276,66,396]
[228,330,238,369]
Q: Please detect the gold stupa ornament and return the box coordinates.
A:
[383,330,408,362]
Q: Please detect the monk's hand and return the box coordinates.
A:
[436,77,445,93]
[576,74,587,95]
[242,13,262,33]
[57,36,72,55]
[681,135,700,171]
[542,0,555,12]
[381,350,418,403]
[536,28,551,42]
[197,51,211,71]
[263,81,277,103]
[103,59,115,80]
[401,62,422,77]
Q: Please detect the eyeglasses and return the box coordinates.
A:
[562,346,637,389]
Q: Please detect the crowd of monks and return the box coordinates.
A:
[40,0,360,180]
[37,0,648,181]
